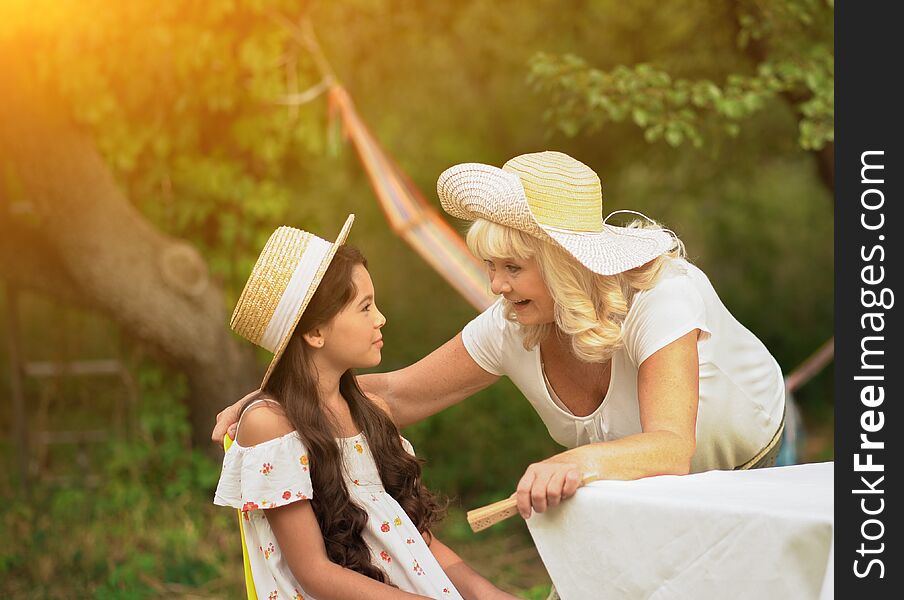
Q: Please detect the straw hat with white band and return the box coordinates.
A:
[437,151,674,275]
[231,215,355,387]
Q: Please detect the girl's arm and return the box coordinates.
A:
[361,390,514,598]
[514,329,700,518]
[238,405,431,599]
[423,534,519,600]
[358,333,499,427]
[267,501,431,600]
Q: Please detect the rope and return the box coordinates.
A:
[784,337,834,393]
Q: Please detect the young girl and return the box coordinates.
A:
[215,216,516,600]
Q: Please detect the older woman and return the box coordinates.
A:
[214,151,785,522]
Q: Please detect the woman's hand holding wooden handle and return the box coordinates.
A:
[467,468,599,532]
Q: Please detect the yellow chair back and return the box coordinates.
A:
[224,434,258,600]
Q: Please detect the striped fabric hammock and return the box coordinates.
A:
[327,85,494,312]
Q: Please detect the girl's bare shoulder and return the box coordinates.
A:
[236,400,294,446]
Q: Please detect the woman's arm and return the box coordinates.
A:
[212,333,498,442]
[514,329,700,518]
[267,501,430,600]
[423,533,519,600]
[357,333,499,427]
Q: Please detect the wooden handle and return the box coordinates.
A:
[466,471,599,533]
[467,496,520,533]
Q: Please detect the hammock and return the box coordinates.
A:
[327,85,494,312]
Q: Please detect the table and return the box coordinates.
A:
[525,462,833,599]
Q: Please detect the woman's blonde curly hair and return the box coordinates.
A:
[466,218,685,363]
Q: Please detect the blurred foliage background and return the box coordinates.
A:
[1,0,832,597]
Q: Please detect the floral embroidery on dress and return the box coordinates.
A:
[261,542,276,559]
[214,428,462,599]
[412,560,424,576]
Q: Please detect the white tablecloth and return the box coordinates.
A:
[525,462,833,600]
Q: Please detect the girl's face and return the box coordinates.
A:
[320,264,386,369]
[484,256,556,325]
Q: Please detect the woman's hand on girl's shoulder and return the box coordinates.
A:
[235,401,293,447]
[212,388,280,443]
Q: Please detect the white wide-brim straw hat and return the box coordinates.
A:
[437,151,674,275]
[231,215,355,387]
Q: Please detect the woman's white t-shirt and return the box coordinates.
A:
[461,258,785,472]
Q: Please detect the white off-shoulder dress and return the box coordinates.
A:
[214,402,463,600]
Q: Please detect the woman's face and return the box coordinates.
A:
[484,256,555,325]
[320,264,386,369]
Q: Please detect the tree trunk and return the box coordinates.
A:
[0,52,260,450]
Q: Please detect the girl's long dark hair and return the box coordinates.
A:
[247,245,444,583]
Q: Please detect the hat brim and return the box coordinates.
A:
[438,162,547,239]
[544,225,674,275]
[437,163,673,275]
[260,214,355,388]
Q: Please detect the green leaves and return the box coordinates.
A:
[528,0,833,154]
[0,361,233,597]
[8,0,327,291]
